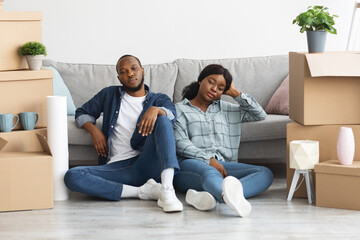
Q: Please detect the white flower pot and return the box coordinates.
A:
[337,127,355,165]
[25,55,44,71]
[306,31,327,53]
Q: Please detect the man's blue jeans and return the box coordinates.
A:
[64,116,179,201]
[174,159,273,202]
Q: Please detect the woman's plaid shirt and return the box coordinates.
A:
[174,93,266,164]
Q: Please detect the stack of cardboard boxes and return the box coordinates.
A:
[0,8,54,212]
[287,52,360,210]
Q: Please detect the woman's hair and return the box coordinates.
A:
[182,64,233,100]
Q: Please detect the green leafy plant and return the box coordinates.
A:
[293,6,338,34]
[18,41,47,56]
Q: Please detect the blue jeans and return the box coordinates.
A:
[64,116,179,201]
[174,159,273,202]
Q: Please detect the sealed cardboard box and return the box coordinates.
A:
[0,69,53,130]
[289,52,360,125]
[0,128,53,212]
[315,160,360,210]
[287,122,360,198]
[0,12,42,71]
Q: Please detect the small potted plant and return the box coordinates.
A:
[18,41,47,70]
[293,6,338,53]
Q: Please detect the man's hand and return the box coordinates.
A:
[225,83,241,98]
[209,157,227,178]
[83,122,108,157]
[137,106,166,136]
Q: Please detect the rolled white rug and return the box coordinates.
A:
[47,96,69,201]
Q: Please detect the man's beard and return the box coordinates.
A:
[123,76,145,93]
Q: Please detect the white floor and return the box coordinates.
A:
[1,170,360,240]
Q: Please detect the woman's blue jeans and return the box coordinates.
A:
[174,159,273,202]
[64,116,179,201]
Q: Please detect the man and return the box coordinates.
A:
[64,55,183,212]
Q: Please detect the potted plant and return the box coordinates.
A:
[293,6,338,53]
[18,41,47,70]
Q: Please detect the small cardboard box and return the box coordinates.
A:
[315,160,360,210]
[289,52,360,125]
[0,12,42,71]
[287,122,360,198]
[0,128,53,212]
[0,69,53,130]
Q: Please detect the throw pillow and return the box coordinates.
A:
[43,66,77,116]
[265,75,289,115]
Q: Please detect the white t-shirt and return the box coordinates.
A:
[108,92,146,164]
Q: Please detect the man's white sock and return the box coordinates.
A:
[161,168,174,189]
[121,184,139,198]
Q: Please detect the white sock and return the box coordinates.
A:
[161,168,174,189]
[121,184,139,199]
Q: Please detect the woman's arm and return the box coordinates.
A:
[224,83,267,122]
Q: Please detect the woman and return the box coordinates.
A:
[173,64,273,217]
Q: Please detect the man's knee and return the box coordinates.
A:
[64,167,89,191]
[154,115,172,131]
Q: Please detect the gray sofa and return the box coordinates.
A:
[44,55,291,166]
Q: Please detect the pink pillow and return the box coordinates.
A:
[265,75,289,115]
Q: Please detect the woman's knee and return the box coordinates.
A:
[259,166,274,189]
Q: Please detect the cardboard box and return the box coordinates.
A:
[315,160,360,210]
[287,122,360,198]
[0,12,42,71]
[0,69,53,130]
[289,52,360,125]
[0,128,53,212]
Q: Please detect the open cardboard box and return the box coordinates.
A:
[315,160,360,210]
[289,52,360,125]
[287,122,360,198]
[0,69,53,130]
[0,11,42,71]
[0,129,53,212]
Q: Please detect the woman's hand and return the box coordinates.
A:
[225,83,241,98]
[137,106,166,136]
[83,122,108,157]
[209,157,227,178]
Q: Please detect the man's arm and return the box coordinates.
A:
[83,122,108,157]
[75,88,108,156]
[137,106,166,136]
[137,94,176,136]
[75,88,106,128]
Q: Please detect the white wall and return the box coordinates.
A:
[3,0,356,65]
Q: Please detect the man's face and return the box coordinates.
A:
[117,57,145,93]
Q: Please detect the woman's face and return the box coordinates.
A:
[197,74,226,102]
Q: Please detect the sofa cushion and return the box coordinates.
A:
[68,114,291,145]
[43,66,77,116]
[43,60,178,107]
[173,55,289,108]
[265,75,289,115]
[241,114,292,142]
